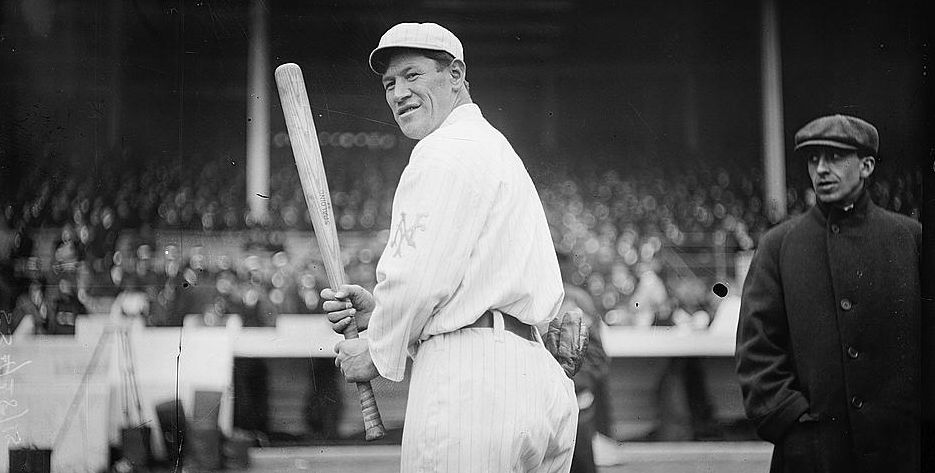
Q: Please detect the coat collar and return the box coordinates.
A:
[811,188,873,225]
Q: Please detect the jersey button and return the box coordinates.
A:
[846,346,859,359]
[831,224,840,234]
[851,396,863,409]
[840,299,853,311]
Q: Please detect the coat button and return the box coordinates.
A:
[851,396,863,409]
[847,346,859,359]
[840,298,853,311]
[831,224,840,233]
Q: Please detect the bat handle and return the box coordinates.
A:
[343,319,387,441]
[357,381,386,441]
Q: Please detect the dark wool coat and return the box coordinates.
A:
[736,191,922,473]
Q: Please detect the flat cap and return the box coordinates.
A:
[369,22,464,75]
[794,114,879,155]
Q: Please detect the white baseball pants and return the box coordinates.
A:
[400,311,578,473]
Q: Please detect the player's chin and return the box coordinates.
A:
[398,121,430,140]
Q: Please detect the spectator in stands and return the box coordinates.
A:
[89,207,119,266]
[11,277,49,335]
[174,250,216,321]
[45,276,87,335]
[9,227,35,304]
[149,245,183,326]
[239,261,278,328]
[208,269,245,326]
[0,213,15,311]
[268,251,305,315]
[736,115,923,472]
[52,224,85,276]
[108,277,151,324]
[630,260,669,327]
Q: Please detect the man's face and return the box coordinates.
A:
[805,147,874,206]
[382,51,456,140]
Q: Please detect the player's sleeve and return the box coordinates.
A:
[735,229,808,443]
[367,154,488,382]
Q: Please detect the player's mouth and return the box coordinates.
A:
[816,181,837,191]
[398,103,421,117]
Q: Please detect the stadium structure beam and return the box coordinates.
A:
[106,0,124,156]
[760,0,787,223]
[246,0,271,225]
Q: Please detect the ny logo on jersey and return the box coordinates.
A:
[389,212,428,257]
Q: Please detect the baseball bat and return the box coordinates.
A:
[274,62,386,441]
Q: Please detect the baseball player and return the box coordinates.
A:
[322,22,580,472]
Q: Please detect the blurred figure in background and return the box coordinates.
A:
[631,259,720,441]
[304,356,344,441]
[12,277,50,335]
[108,276,151,324]
[233,254,274,439]
[133,244,164,326]
[8,227,36,308]
[304,254,344,440]
[238,257,278,328]
[268,251,303,315]
[7,277,47,335]
[45,276,87,335]
[0,213,15,312]
[52,223,85,276]
[630,260,669,327]
[150,244,184,326]
[558,251,611,473]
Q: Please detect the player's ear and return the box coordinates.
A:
[449,59,466,89]
[859,155,876,179]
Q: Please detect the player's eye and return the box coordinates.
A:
[383,81,394,91]
[406,72,421,81]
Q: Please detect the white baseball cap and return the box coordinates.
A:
[369,22,464,74]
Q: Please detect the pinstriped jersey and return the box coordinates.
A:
[368,103,564,381]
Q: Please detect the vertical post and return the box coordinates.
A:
[760,0,786,223]
[108,0,124,154]
[540,73,558,152]
[246,0,270,225]
[683,71,699,156]
[714,230,727,285]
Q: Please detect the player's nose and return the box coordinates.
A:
[393,84,411,102]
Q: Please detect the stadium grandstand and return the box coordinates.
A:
[0,0,928,471]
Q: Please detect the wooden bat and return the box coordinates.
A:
[274,62,386,441]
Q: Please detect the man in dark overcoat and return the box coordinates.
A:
[735,114,922,473]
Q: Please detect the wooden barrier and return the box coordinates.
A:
[0,334,111,472]
[10,312,744,463]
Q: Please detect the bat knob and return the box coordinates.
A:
[365,425,386,441]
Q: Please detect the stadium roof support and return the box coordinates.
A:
[760,0,787,223]
[246,0,271,225]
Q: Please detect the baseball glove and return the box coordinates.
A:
[543,308,590,378]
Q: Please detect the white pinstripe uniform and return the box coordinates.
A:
[368,103,577,472]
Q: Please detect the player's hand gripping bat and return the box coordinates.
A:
[274,63,386,441]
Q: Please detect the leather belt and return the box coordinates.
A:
[465,310,537,342]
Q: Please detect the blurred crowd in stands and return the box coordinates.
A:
[0,156,922,335]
